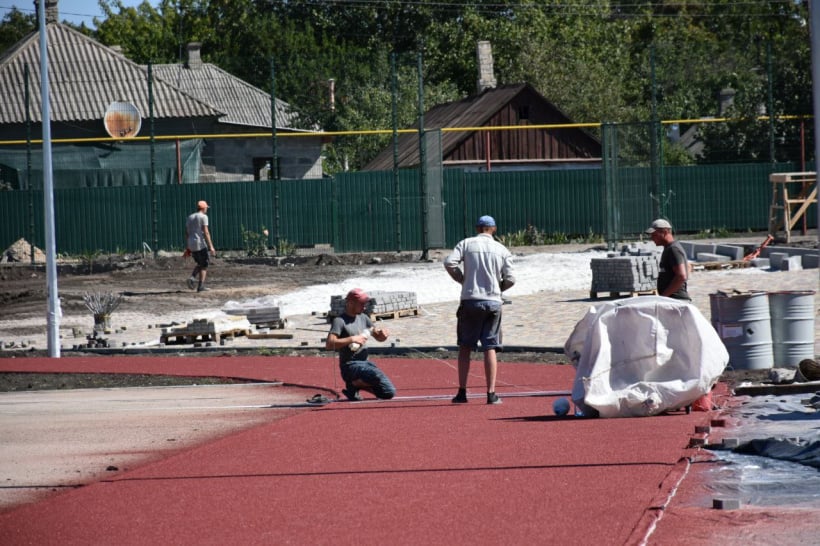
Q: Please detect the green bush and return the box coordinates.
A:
[499,225,604,247]
[241,225,268,256]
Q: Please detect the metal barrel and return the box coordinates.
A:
[769,290,816,367]
[709,291,773,370]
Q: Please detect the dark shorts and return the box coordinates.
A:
[192,248,209,269]
[456,299,503,351]
[340,360,396,399]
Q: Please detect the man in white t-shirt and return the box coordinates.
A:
[444,215,515,405]
[185,200,216,292]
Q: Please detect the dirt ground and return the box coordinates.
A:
[0,249,421,326]
[1,235,814,391]
[0,247,568,391]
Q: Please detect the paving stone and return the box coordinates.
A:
[768,252,789,270]
[696,252,730,262]
[780,255,803,271]
[715,244,744,261]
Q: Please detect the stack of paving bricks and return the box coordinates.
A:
[160,314,252,345]
[590,249,658,299]
[225,305,287,329]
[328,290,419,321]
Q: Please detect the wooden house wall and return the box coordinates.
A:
[446,92,600,163]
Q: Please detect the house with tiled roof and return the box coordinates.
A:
[363,83,601,172]
[0,0,322,188]
[151,42,323,181]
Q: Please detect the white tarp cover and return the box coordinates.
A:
[564,296,729,418]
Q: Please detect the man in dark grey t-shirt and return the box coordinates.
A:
[326,288,396,401]
[646,218,691,301]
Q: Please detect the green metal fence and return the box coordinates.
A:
[0,162,815,256]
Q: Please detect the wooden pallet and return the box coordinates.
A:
[692,260,751,271]
[160,328,250,345]
[326,308,420,323]
[246,332,294,340]
[251,319,288,329]
[370,308,420,320]
[589,289,657,300]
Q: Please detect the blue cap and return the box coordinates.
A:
[476,215,496,227]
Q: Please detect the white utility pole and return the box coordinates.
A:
[38,2,60,357]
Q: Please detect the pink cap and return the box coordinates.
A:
[197,200,209,210]
[346,288,370,303]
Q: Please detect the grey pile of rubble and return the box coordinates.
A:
[0,238,46,263]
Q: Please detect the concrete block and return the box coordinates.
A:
[802,253,819,269]
[688,436,707,447]
[678,241,696,260]
[750,258,770,269]
[761,246,811,258]
[715,244,744,261]
[712,498,741,510]
[696,252,730,262]
[768,252,788,270]
[692,243,716,259]
[780,255,803,271]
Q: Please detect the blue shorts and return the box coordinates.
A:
[340,360,396,399]
[456,299,503,351]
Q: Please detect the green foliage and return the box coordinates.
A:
[78,249,102,274]
[2,0,808,166]
[277,239,297,257]
[0,7,35,52]
[693,227,732,239]
[662,141,696,167]
[240,225,268,257]
[498,226,603,247]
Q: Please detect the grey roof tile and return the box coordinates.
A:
[0,23,221,124]
[151,62,302,130]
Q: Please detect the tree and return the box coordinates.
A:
[0,7,36,53]
[9,0,805,167]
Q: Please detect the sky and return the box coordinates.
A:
[2,1,153,28]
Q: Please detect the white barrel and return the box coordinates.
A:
[709,291,773,370]
[769,291,816,367]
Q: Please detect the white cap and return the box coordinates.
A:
[645,218,672,234]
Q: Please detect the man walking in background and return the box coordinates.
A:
[185,200,216,292]
[444,215,516,405]
[646,218,691,301]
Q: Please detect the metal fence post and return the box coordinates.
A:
[602,122,619,249]
[417,50,428,260]
[391,52,401,252]
[148,61,158,258]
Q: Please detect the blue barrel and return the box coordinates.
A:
[769,291,816,367]
[709,291,773,370]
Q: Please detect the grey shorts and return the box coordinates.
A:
[456,299,503,351]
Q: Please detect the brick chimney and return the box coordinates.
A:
[476,41,497,93]
[34,0,59,24]
[185,42,203,70]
